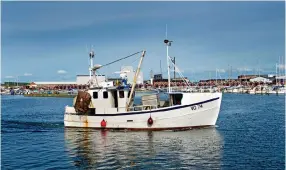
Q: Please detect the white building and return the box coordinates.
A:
[31,75,106,88]
[121,66,144,84]
[32,81,77,89]
[33,82,76,85]
[29,70,141,88]
[76,75,106,85]
[250,77,272,83]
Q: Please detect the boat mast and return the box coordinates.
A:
[126,50,146,111]
[165,25,172,92]
[278,56,281,85]
[216,69,217,85]
[276,63,278,85]
[173,57,176,79]
[89,49,95,81]
[281,56,284,85]
[160,60,162,75]
[16,75,19,87]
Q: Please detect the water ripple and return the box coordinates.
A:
[1,94,285,169]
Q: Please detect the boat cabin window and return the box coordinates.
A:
[172,94,183,105]
[93,92,98,99]
[119,91,124,98]
[103,91,108,99]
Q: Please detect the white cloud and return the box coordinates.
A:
[24,73,32,76]
[5,76,14,78]
[57,70,67,74]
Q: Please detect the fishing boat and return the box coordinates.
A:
[64,39,223,130]
[248,85,271,94]
[269,85,286,94]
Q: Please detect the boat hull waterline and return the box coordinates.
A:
[64,94,222,130]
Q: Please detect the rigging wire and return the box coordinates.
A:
[168,56,191,87]
[101,51,143,67]
[100,53,142,79]
[130,55,142,65]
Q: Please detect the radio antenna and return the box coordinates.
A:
[165,24,168,39]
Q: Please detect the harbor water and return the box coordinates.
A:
[1,93,285,169]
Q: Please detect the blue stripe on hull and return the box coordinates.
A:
[79,97,220,116]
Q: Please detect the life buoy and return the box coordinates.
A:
[101,119,107,128]
[147,116,153,126]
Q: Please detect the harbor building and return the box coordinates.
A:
[31,81,77,89]
[250,77,272,83]
[154,74,163,80]
[27,75,106,90]
[153,77,191,87]
[22,66,144,90]
[76,75,106,85]
[238,74,275,82]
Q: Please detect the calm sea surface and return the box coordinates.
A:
[1,93,285,169]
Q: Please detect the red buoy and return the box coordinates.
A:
[101,119,107,128]
[147,117,153,126]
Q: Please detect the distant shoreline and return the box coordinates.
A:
[23,94,76,98]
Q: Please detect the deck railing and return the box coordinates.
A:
[118,105,158,112]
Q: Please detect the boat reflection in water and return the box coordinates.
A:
[64,128,223,169]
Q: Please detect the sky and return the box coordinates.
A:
[1,1,285,83]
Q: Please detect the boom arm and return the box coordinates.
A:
[126,50,146,111]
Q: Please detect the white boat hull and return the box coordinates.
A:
[269,91,285,94]
[232,89,239,93]
[64,93,222,130]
